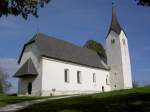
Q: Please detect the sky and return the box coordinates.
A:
[0,0,150,93]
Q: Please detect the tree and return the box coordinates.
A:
[0,67,11,93]
[132,81,139,88]
[0,0,51,19]
[83,40,107,63]
[136,0,150,6]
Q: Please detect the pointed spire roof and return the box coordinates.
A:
[107,2,122,37]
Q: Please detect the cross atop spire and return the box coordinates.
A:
[112,0,114,5]
[107,2,122,36]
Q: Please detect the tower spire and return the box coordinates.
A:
[106,1,133,90]
[107,1,122,36]
[112,0,114,5]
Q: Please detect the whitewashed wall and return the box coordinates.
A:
[18,44,42,96]
[106,30,132,90]
[41,57,111,96]
[119,31,133,89]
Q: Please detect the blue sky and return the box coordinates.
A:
[0,0,150,93]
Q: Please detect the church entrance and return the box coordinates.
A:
[28,82,32,95]
[102,86,105,92]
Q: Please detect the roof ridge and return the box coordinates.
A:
[19,33,109,70]
[36,33,99,55]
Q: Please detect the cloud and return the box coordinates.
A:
[0,58,19,93]
[0,18,18,31]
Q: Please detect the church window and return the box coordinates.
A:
[111,39,115,44]
[106,75,109,85]
[77,71,82,84]
[64,69,69,83]
[93,73,96,83]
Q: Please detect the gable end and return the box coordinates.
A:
[18,40,35,64]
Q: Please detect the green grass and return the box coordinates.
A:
[0,94,50,107]
[17,86,150,112]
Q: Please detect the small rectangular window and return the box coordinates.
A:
[64,69,69,83]
[122,39,126,45]
[111,39,115,44]
[77,71,82,84]
[93,73,96,83]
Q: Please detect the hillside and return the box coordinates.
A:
[0,94,50,107]
[17,86,150,112]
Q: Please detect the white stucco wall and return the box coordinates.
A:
[41,57,111,96]
[120,31,133,89]
[18,44,42,96]
[106,30,132,90]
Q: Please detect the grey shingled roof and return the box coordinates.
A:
[18,33,109,70]
[15,4,126,77]
[19,34,109,70]
[14,58,38,77]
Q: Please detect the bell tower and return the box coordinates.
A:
[106,3,133,90]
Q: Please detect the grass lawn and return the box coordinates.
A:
[17,86,150,112]
[0,94,50,107]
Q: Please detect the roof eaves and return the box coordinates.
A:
[42,55,110,71]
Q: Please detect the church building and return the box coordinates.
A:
[14,4,133,96]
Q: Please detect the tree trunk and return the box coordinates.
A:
[0,80,3,93]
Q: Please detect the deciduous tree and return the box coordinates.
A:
[0,67,11,93]
[83,40,107,63]
[0,0,51,19]
[136,0,150,6]
[132,81,139,88]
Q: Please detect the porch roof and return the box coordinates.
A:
[14,58,38,77]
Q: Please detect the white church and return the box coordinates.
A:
[14,5,133,96]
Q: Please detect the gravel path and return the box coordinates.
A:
[0,95,80,112]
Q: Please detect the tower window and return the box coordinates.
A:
[122,39,125,45]
[64,69,69,83]
[77,71,82,84]
[111,39,115,44]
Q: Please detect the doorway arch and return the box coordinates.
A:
[102,86,105,92]
[28,82,32,95]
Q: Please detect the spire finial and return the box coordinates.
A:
[106,0,122,36]
[112,0,115,15]
[112,0,114,5]
[112,0,115,10]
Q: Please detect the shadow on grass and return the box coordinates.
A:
[17,92,150,112]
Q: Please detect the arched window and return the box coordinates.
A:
[28,82,32,95]
[64,69,69,83]
[106,75,109,85]
[102,86,105,92]
[122,39,126,45]
[77,71,82,84]
[93,73,96,83]
[111,39,115,45]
